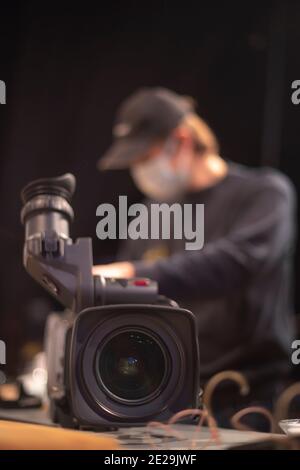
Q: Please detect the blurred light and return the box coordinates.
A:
[32,367,48,385]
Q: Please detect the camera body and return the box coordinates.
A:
[21,174,200,429]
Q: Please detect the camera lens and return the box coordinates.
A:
[96,328,169,403]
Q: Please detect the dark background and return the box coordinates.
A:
[0,1,299,373]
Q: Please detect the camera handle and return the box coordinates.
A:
[21,173,159,313]
[24,231,158,314]
[23,230,95,313]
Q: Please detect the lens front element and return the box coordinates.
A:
[96,329,169,403]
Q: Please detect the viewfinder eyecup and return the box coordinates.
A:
[21,173,76,204]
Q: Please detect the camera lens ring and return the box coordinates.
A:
[79,307,185,421]
[94,326,171,405]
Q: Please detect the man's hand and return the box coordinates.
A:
[92,261,135,279]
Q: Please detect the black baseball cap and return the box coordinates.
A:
[97,87,194,170]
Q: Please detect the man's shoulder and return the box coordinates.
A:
[229,162,295,200]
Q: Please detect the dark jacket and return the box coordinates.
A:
[118,162,297,399]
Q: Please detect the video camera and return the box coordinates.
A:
[20,173,200,430]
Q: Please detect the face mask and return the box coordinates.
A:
[130,138,190,201]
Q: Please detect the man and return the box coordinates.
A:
[94,87,296,426]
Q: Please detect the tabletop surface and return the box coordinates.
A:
[0,407,276,450]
